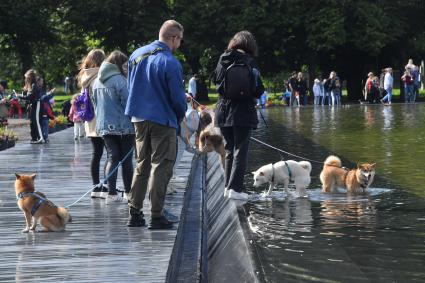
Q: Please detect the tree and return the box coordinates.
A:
[0,0,58,78]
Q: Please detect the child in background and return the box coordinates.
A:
[68,93,85,140]
[313,78,323,106]
[259,90,267,108]
[283,81,291,106]
[41,98,55,143]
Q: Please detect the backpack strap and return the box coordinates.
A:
[129,47,163,68]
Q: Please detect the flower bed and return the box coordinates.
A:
[49,115,69,134]
[0,127,18,151]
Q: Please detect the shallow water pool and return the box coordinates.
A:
[244,104,425,282]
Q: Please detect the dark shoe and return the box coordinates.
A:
[90,185,102,198]
[127,212,145,227]
[163,209,179,223]
[148,215,173,229]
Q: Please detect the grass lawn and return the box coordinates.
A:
[201,88,425,109]
[50,86,425,114]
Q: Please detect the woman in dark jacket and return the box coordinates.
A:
[212,30,264,200]
[22,69,44,143]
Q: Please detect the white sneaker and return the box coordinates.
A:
[99,190,108,199]
[105,194,128,205]
[91,189,102,198]
[223,187,229,198]
[227,189,249,200]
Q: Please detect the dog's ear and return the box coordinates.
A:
[370,163,376,168]
[251,171,256,175]
[30,174,36,179]
[357,163,361,169]
[259,171,265,176]
[14,173,21,179]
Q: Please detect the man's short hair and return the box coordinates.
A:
[159,20,184,38]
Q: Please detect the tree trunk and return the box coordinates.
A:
[346,72,363,102]
[16,39,33,76]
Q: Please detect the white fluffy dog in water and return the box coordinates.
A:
[252,160,312,197]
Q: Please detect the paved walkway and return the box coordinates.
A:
[0,126,194,282]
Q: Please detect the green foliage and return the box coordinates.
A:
[0,0,424,102]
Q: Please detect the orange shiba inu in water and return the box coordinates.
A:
[320,155,376,194]
[15,173,71,233]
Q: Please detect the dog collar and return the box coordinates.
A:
[284,161,293,181]
[360,181,368,189]
[16,191,31,200]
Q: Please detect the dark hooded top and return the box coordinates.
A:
[212,49,264,128]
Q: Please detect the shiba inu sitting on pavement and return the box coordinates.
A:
[320,155,376,194]
[252,160,312,197]
[15,173,71,233]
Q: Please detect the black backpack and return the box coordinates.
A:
[221,60,256,100]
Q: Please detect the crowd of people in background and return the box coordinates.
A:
[278,70,342,107]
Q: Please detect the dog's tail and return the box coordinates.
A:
[298,161,312,173]
[323,155,341,168]
[57,207,72,225]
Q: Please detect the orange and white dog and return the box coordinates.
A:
[15,173,71,233]
[197,111,225,167]
[320,155,376,194]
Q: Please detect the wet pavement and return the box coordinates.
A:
[0,126,194,282]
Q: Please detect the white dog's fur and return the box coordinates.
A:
[252,160,312,197]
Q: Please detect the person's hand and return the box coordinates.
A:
[185,93,192,102]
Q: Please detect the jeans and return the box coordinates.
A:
[41,118,49,141]
[413,82,420,102]
[405,85,414,102]
[221,126,251,193]
[382,88,392,103]
[103,134,135,194]
[314,96,322,106]
[331,91,340,106]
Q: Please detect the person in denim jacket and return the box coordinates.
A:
[125,20,187,229]
[92,50,135,204]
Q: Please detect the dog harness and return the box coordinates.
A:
[16,192,55,216]
[271,161,293,183]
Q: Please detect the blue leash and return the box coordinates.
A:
[65,147,134,208]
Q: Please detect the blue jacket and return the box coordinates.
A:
[125,40,187,129]
[92,62,135,136]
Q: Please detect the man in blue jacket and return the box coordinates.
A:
[125,20,187,229]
